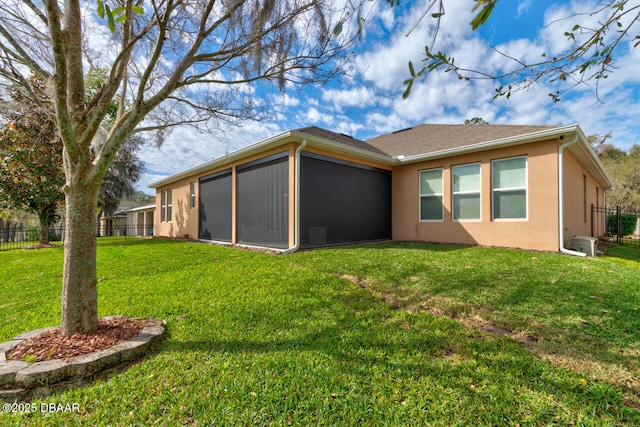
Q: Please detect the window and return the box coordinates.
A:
[190,182,196,209]
[167,189,173,222]
[492,156,527,220]
[452,163,481,220]
[419,168,443,221]
[160,191,166,222]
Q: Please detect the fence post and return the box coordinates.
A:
[616,205,621,244]
[590,204,594,237]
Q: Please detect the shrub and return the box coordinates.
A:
[26,226,39,242]
[24,226,63,243]
[607,214,638,237]
[48,228,62,242]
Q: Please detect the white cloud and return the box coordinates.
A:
[540,1,615,57]
[489,38,546,75]
[364,111,408,135]
[553,87,640,150]
[353,0,475,92]
[321,86,380,111]
[517,1,533,17]
[136,121,283,193]
[135,0,640,190]
[333,120,366,138]
[300,107,336,125]
[282,93,301,107]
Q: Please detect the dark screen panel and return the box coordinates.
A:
[199,170,232,241]
[237,155,289,248]
[300,154,391,247]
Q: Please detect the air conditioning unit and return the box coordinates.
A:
[569,235,598,257]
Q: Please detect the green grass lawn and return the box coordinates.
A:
[1,239,638,426]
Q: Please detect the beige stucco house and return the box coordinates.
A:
[149,124,612,254]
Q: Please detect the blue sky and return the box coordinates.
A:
[137,0,640,193]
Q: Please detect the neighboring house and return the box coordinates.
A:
[99,208,128,237]
[99,202,156,237]
[149,124,612,253]
[126,203,156,237]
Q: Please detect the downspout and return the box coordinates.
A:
[281,139,307,254]
[558,134,587,257]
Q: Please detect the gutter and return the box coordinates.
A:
[558,134,587,257]
[281,139,307,254]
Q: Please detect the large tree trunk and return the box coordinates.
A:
[61,180,101,336]
[38,221,50,245]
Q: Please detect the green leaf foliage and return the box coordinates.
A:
[106,5,115,33]
[95,1,144,33]
[402,78,413,99]
[0,76,64,230]
[97,0,105,18]
[408,60,415,76]
[599,144,640,209]
[332,20,343,37]
[0,72,143,227]
[470,0,496,30]
[607,214,638,237]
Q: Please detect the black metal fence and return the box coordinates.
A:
[592,205,640,247]
[0,224,154,252]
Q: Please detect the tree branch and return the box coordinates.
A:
[41,0,81,165]
[0,23,50,80]
[21,0,50,26]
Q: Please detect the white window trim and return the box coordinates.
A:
[190,182,196,209]
[491,156,528,221]
[160,190,166,223]
[167,189,173,223]
[452,162,482,222]
[419,168,444,222]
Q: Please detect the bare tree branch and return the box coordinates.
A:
[402,0,640,102]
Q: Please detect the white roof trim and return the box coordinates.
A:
[149,130,393,188]
[566,125,613,189]
[288,130,395,166]
[149,124,612,190]
[126,203,156,212]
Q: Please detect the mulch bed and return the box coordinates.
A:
[7,317,148,362]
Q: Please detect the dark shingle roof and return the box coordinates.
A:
[365,124,561,157]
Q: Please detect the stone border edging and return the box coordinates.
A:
[0,317,164,402]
